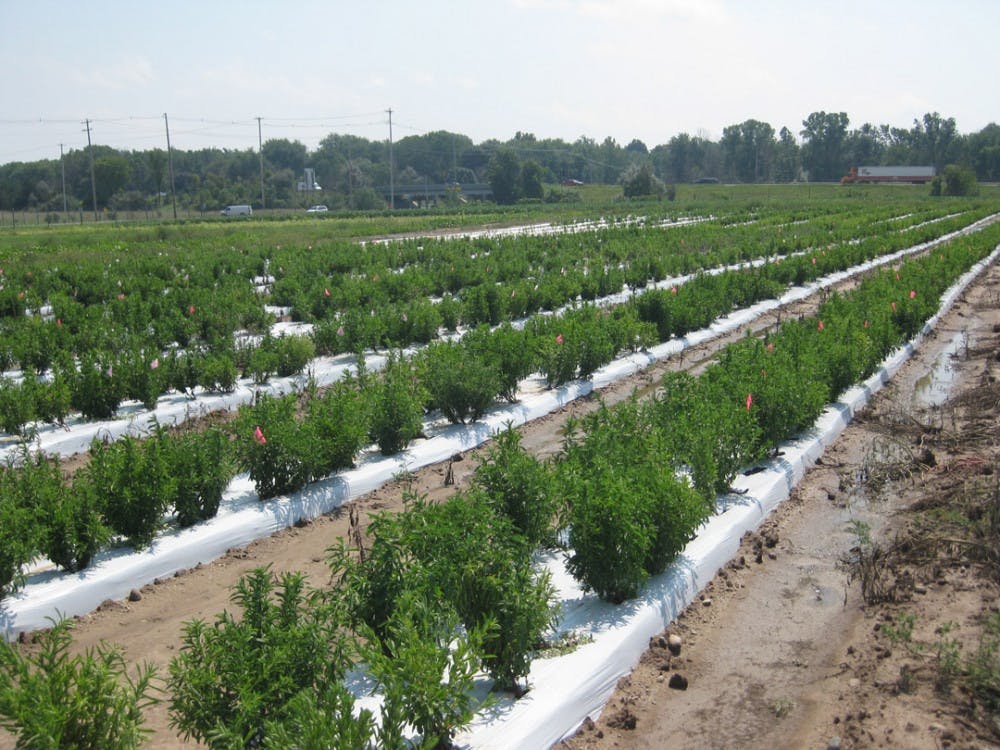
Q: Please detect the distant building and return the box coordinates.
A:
[296,167,321,192]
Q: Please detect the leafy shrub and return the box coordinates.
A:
[362,592,486,748]
[398,493,557,693]
[0,378,33,436]
[296,380,367,485]
[0,618,158,749]
[82,429,175,549]
[473,425,555,547]
[44,483,109,573]
[245,342,280,385]
[0,470,40,598]
[171,427,234,528]
[259,686,374,750]
[168,568,351,749]
[652,372,763,502]
[558,401,711,602]
[3,448,108,574]
[365,352,425,455]
[421,340,499,424]
[464,323,537,402]
[28,367,72,426]
[72,353,123,420]
[234,394,312,499]
[197,353,239,393]
[274,334,316,378]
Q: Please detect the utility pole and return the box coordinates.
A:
[84,119,98,222]
[164,113,178,219]
[386,107,394,210]
[59,143,68,213]
[257,117,265,210]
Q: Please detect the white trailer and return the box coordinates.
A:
[843,166,936,183]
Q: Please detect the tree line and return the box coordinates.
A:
[1,111,997,213]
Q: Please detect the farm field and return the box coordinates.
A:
[0,185,995,747]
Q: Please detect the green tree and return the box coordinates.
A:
[721,119,776,182]
[773,126,801,182]
[621,163,664,198]
[487,147,522,204]
[930,164,978,196]
[520,158,545,199]
[912,112,960,171]
[800,111,850,181]
[93,155,131,207]
[146,148,167,208]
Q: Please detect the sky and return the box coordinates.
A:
[1,0,997,165]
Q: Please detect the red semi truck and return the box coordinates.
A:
[842,166,936,184]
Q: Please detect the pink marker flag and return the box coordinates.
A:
[746,392,753,411]
[189,305,196,315]
[817,320,824,331]
[556,333,564,345]
[254,425,266,445]
[891,301,897,311]
[324,288,331,297]
[909,290,916,299]
[150,358,159,370]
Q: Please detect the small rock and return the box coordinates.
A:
[128,589,142,602]
[929,723,946,732]
[667,633,683,655]
[914,584,928,595]
[827,737,842,750]
[848,677,861,688]
[668,673,689,690]
[702,598,712,607]
[582,716,596,732]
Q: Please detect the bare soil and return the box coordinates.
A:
[2,258,997,750]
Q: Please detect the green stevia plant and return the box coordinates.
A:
[82,427,175,550]
[473,424,555,547]
[303,376,368,477]
[421,340,500,425]
[168,568,352,749]
[71,352,124,420]
[365,352,425,455]
[362,591,488,749]
[0,476,41,599]
[234,393,312,499]
[0,618,158,750]
[171,427,234,528]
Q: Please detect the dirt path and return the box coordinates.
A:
[2,257,997,750]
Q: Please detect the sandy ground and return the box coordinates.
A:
[1,257,997,750]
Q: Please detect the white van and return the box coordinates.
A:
[220,205,253,216]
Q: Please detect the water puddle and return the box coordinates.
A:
[912,330,966,408]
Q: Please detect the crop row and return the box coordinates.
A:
[2,213,995,749]
[1,212,997,598]
[1,212,995,600]
[0,205,989,438]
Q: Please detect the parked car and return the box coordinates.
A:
[306,205,329,213]
[220,205,252,216]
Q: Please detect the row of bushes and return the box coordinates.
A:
[1,204,985,437]
[1,220,995,749]
[3,218,997,598]
[0,332,317,433]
